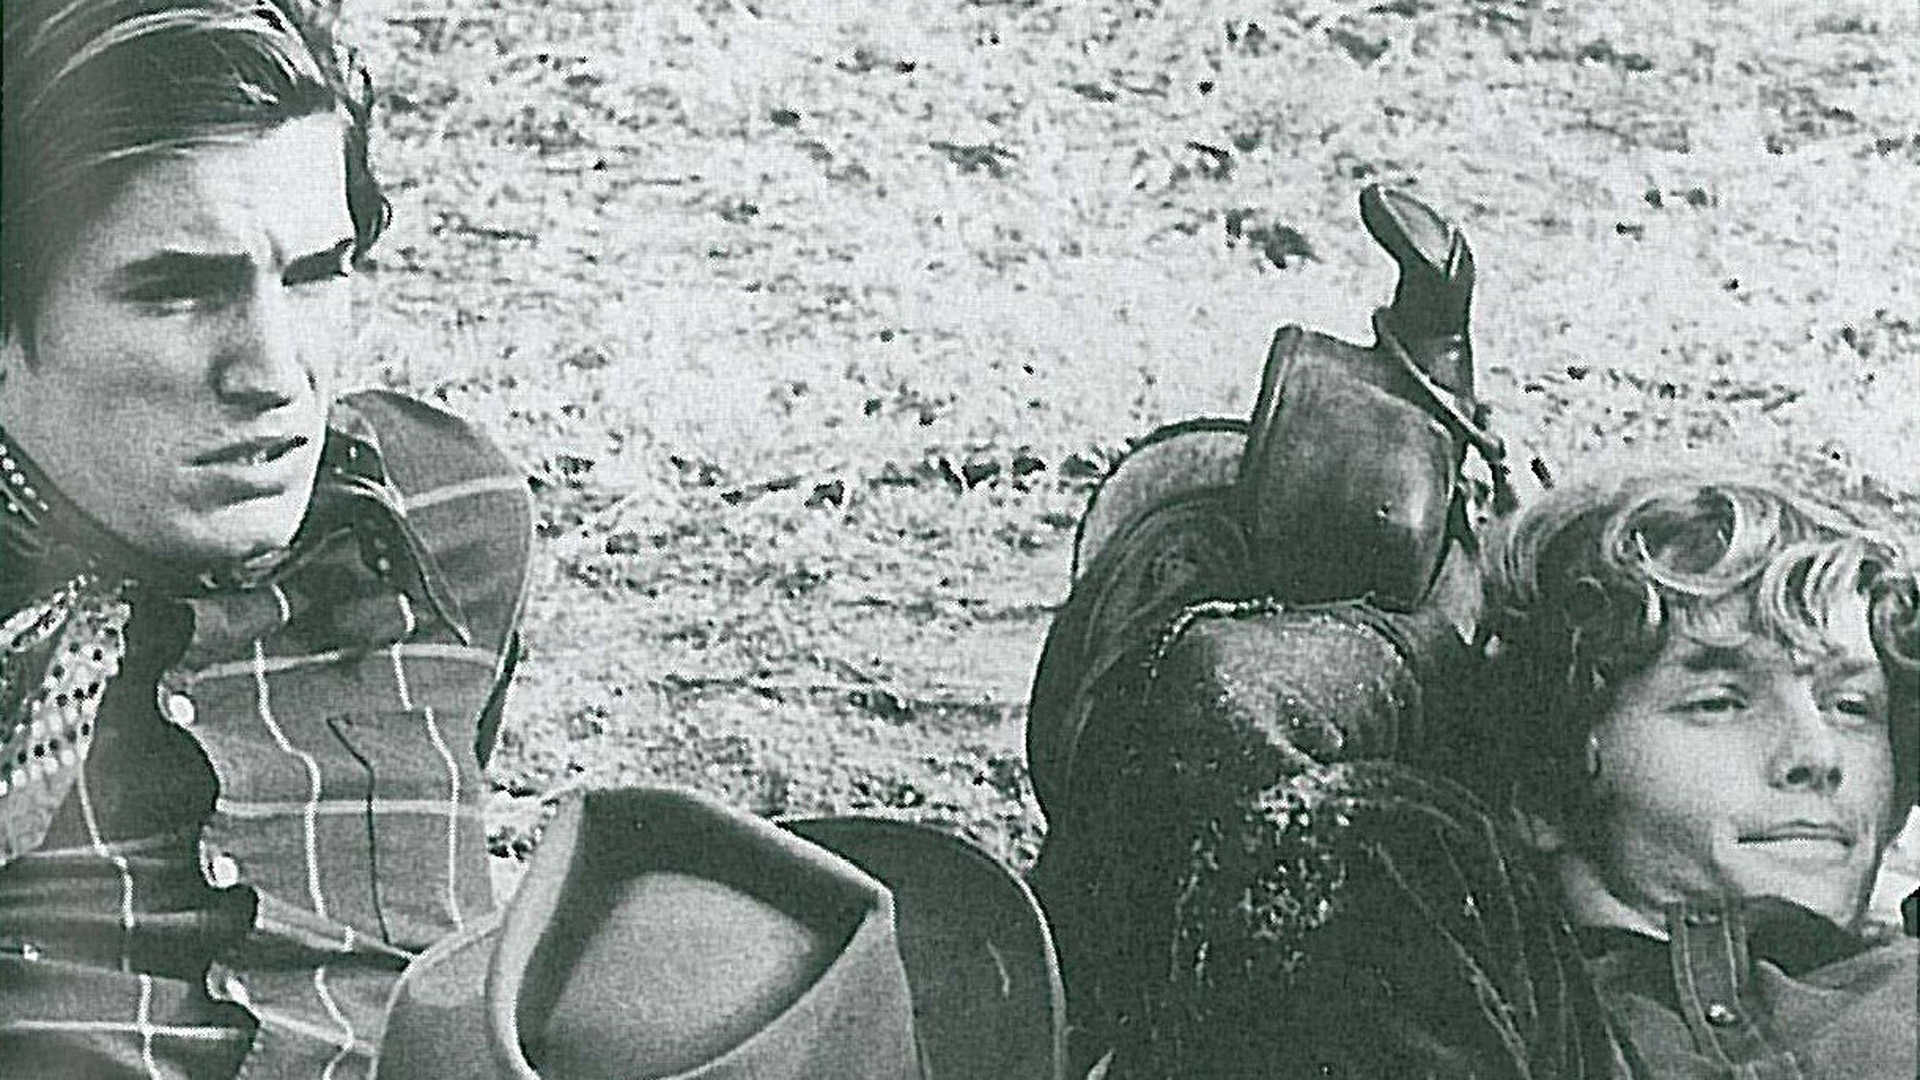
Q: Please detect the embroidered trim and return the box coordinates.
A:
[0,577,132,866]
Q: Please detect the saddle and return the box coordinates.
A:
[1024,186,1515,1073]
[1026,185,1507,816]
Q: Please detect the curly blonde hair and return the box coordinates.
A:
[1478,472,1919,818]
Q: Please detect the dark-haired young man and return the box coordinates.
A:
[1,3,531,1076]
[1,8,1083,1080]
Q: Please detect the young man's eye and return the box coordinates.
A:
[126,278,232,312]
[1679,689,1747,717]
[131,293,202,314]
[1826,692,1886,727]
[119,260,250,313]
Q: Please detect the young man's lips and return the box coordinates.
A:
[1738,822,1854,847]
[193,435,308,467]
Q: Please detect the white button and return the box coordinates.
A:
[162,691,196,728]
[206,853,241,889]
[1705,1002,1741,1027]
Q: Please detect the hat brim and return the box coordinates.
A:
[784,818,1067,1080]
[378,810,1065,1080]
[376,906,523,1080]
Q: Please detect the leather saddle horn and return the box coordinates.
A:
[1240,184,1502,612]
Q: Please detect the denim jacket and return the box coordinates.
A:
[1586,899,1919,1080]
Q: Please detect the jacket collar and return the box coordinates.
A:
[1575,895,1879,978]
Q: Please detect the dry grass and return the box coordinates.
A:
[333,0,1920,890]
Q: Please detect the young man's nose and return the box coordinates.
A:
[1766,688,1845,793]
[212,284,312,409]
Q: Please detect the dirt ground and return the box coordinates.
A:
[333,0,1920,895]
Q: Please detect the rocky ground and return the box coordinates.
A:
[334,0,1920,899]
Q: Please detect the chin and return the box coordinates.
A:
[1770,889,1850,924]
[1732,869,1874,929]
[166,491,315,566]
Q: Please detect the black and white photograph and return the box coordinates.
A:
[2,0,1916,1077]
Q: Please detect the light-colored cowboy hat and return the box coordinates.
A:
[375,787,1066,1080]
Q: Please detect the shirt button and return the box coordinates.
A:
[161,691,197,728]
[205,852,241,889]
[1705,1002,1742,1027]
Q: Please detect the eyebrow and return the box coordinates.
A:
[109,238,355,290]
[109,250,253,291]
[1821,657,1882,681]
[1675,644,1879,679]
[1675,645,1755,674]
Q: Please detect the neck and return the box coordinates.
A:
[1556,853,1668,940]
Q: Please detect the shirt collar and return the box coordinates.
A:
[1,423,151,594]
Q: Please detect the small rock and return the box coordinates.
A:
[806,480,848,508]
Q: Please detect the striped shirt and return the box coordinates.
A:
[0,391,532,1079]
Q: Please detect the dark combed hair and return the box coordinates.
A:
[1,0,389,341]
[1478,473,1920,818]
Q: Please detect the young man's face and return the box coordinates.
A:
[0,114,354,565]
[1571,593,1900,930]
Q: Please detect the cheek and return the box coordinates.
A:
[36,304,208,404]
[1847,740,1902,833]
[1596,731,1739,849]
[291,292,352,383]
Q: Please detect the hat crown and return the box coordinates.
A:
[524,872,851,1077]
[495,789,918,1079]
